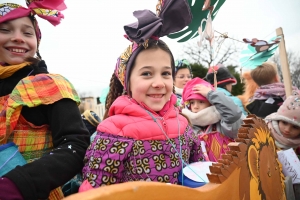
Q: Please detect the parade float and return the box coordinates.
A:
[64,115,287,200]
[64,0,297,199]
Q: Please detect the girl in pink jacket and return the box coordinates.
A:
[80,0,203,190]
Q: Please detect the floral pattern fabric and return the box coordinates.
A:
[82,127,203,187]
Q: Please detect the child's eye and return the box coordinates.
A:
[0,28,9,32]
[293,125,300,130]
[141,72,151,76]
[162,71,172,76]
[24,32,34,36]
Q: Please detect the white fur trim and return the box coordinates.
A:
[182,106,221,126]
[175,86,183,95]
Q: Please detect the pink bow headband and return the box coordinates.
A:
[0,0,66,47]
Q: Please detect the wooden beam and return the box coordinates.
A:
[276,27,292,97]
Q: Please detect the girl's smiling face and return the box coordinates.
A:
[129,47,173,112]
[0,17,37,65]
[278,120,300,139]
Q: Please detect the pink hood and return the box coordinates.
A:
[97,94,188,140]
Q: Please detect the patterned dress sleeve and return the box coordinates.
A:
[187,126,203,162]
[82,132,134,187]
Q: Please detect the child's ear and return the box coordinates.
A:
[274,75,280,83]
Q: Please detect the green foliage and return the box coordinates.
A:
[190,63,244,96]
[190,63,208,79]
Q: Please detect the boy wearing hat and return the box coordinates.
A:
[182,77,243,161]
[206,64,247,116]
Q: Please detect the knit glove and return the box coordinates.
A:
[0,177,23,200]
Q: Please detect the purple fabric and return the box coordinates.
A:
[124,10,163,44]
[252,83,300,101]
[0,177,23,200]
[124,0,191,43]
[122,0,192,90]
[82,128,203,187]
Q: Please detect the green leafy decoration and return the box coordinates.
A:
[167,0,226,43]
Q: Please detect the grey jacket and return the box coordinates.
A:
[183,90,244,139]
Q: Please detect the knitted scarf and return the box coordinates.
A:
[267,116,300,149]
[182,106,221,127]
[0,62,31,79]
[252,83,299,101]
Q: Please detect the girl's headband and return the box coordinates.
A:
[0,0,66,47]
[114,0,192,90]
[175,59,192,74]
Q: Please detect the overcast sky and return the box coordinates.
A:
[7,0,300,97]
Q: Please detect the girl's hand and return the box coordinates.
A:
[192,84,212,97]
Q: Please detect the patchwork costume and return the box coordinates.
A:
[0,1,90,200]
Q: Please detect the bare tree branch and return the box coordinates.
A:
[182,38,242,67]
[270,51,300,88]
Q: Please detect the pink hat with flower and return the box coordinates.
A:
[266,95,300,127]
[182,77,214,103]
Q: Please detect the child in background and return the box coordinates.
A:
[0,1,90,199]
[182,78,243,162]
[174,59,193,107]
[81,110,101,136]
[80,0,203,190]
[206,64,248,116]
[246,62,300,118]
[265,95,300,151]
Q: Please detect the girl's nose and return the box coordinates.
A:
[11,32,25,43]
[285,125,292,132]
[152,78,165,89]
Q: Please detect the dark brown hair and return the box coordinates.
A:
[250,62,277,86]
[28,15,42,59]
[103,39,176,119]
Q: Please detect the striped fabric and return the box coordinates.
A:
[0,74,80,141]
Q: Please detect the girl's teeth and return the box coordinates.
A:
[150,95,163,98]
[10,49,26,53]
